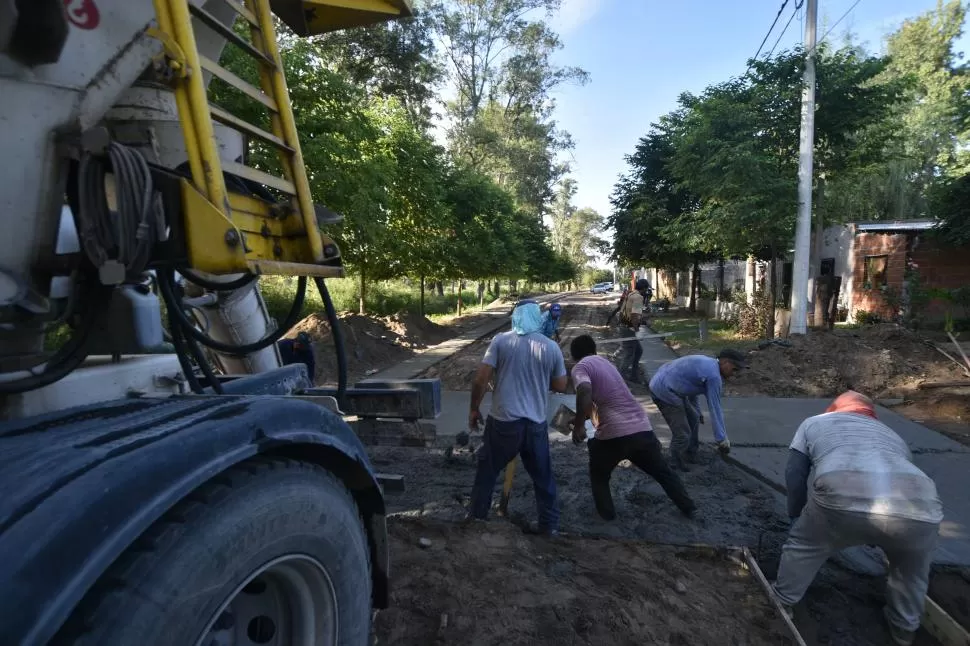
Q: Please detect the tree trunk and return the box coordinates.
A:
[436,280,444,297]
[359,262,366,315]
[767,245,777,340]
[688,257,700,313]
[420,275,426,317]
[812,177,826,328]
[478,281,485,310]
[450,281,455,295]
[457,277,463,316]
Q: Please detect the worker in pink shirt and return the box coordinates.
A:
[569,334,696,519]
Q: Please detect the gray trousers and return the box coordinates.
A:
[651,396,700,465]
[774,497,939,632]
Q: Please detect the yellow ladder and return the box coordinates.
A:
[150,0,338,276]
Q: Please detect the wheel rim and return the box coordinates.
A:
[197,554,338,646]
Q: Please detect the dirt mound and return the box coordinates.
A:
[374,517,790,646]
[725,325,962,399]
[383,311,454,346]
[287,312,414,385]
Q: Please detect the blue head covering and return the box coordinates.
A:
[550,303,562,318]
[511,300,544,335]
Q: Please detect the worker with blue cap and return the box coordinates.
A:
[541,302,563,343]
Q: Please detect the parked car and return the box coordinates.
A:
[590,282,610,294]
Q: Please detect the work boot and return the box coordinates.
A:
[883,607,915,646]
[669,453,690,472]
[685,450,699,464]
[523,521,559,537]
[679,503,697,519]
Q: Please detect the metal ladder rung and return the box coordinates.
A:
[210,104,292,152]
[200,55,278,112]
[223,160,296,195]
[218,0,258,25]
[189,3,274,67]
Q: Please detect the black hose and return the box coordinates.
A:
[0,282,111,395]
[314,276,347,406]
[183,333,224,394]
[159,271,307,357]
[179,268,258,292]
[165,300,205,395]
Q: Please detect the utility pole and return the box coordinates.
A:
[790,0,817,335]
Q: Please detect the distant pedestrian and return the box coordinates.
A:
[468,299,568,535]
[569,334,696,519]
[615,278,652,383]
[648,349,746,471]
[277,331,316,382]
[773,391,943,646]
[541,302,563,343]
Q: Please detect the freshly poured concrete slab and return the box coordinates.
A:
[729,447,970,566]
[719,397,968,453]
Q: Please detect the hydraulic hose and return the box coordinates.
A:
[314,276,347,406]
[179,268,258,292]
[165,306,206,395]
[0,282,111,395]
[183,333,224,394]
[158,271,307,357]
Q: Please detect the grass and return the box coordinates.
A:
[259,276,509,323]
[649,314,760,353]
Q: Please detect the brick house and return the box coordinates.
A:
[848,220,970,322]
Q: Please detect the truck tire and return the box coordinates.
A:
[56,457,372,646]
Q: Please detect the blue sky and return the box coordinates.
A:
[548,0,969,219]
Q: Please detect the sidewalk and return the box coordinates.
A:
[362,292,570,382]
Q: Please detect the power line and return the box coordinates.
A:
[813,0,864,51]
[747,0,791,73]
[766,0,804,59]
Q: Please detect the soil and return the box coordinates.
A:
[673,319,970,446]
[284,301,521,386]
[374,516,792,646]
[418,293,615,392]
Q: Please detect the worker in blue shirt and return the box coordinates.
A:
[277,331,316,383]
[541,303,562,343]
[648,349,748,471]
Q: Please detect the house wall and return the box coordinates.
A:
[910,235,970,320]
[851,232,909,320]
[814,224,855,313]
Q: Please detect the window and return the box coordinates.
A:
[863,255,888,290]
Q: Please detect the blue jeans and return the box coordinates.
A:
[470,416,560,531]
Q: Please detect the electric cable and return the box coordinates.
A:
[766,0,804,60]
[183,332,225,394]
[747,0,790,74]
[813,0,864,51]
[165,304,206,395]
[314,276,346,406]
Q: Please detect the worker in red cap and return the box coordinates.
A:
[773,391,943,646]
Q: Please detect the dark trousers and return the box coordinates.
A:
[616,327,643,380]
[470,416,560,531]
[587,431,695,520]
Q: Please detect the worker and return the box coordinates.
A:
[277,331,316,382]
[615,278,651,383]
[605,286,629,326]
[648,349,745,471]
[569,334,696,519]
[468,299,568,535]
[541,302,563,343]
[773,391,943,646]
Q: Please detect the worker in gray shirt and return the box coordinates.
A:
[468,300,568,535]
[773,391,943,646]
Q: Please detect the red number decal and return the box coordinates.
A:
[63,0,101,30]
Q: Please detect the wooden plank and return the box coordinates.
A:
[923,596,970,646]
[741,547,808,646]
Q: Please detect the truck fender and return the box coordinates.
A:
[0,395,388,646]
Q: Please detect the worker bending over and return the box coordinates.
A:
[615,279,652,383]
[468,300,568,535]
[570,335,695,519]
[773,391,943,646]
[277,331,316,382]
[541,302,563,343]
[648,350,744,470]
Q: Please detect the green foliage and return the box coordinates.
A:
[854,310,882,326]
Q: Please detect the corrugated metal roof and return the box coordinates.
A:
[854,219,938,232]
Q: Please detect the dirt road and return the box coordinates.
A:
[372,295,951,645]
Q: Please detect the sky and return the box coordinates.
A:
[547,0,970,221]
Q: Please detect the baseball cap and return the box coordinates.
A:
[718,348,749,369]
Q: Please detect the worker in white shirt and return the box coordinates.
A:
[773,391,943,646]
